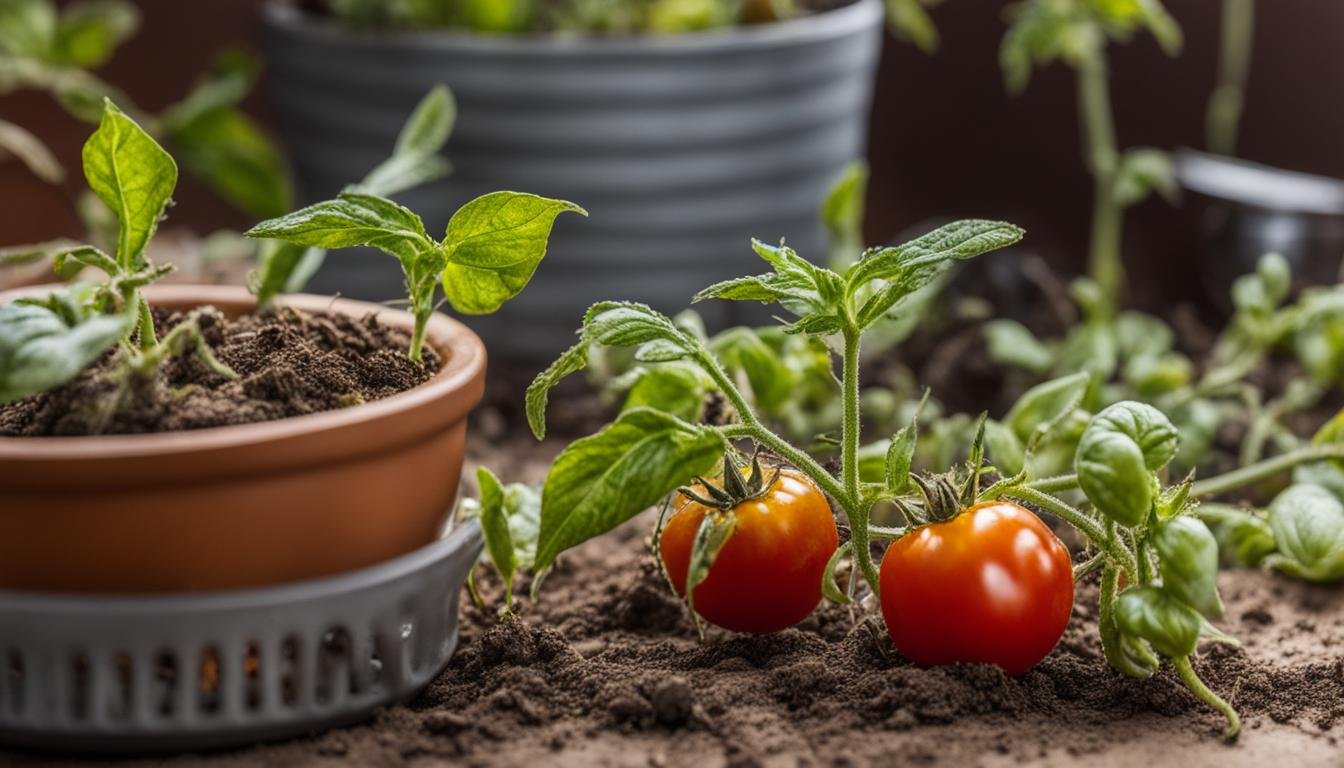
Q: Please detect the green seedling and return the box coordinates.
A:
[0,99,239,415]
[249,84,457,306]
[1001,0,1182,314]
[247,184,586,362]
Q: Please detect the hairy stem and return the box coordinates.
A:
[705,358,848,508]
[1077,52,1123,313]
[1097,562,1126,669]
[1207,0,1254,156]
[1172,654,1242,738]
[1190,444,1344,498]
[1025,473,1079,493]
[840,327,881,593]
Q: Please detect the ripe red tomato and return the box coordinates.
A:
[659,469,838,634]
[879,501,1073,675]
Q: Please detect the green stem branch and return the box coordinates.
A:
[1077,52,1123,314]
[1207,0,1254,156]
[1190,444,1344,498]
[1172,654,1241,738]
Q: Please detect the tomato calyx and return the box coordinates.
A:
[895,472,965,526]
[678,450,782,511]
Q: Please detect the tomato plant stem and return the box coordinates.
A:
[1077,52,1123,314]
[1025,473,1079,493]
[840,326,881,593]
[409,311,429,362]
[705,359,848,508]
[1189,444,1344,497]
[1172,654,1242,738]
[1207,0,1254,156]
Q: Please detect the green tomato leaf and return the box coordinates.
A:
[1114,586,1201,659]
[821,160,868,267]
[1114,310,1174,360]
[534,408,723,574]
[0,0,56,59]
[360,84,455,197]
[1113,147,1175,208]
[983,318,1054,374]
[1197,504,1277,568]
[1154,516,1225,619]
[249,241,324,305]
[53,0,138,68]
[885,0,938,53]
[622,363,708,423]
[82,99,177,269]
[476,466,517,588]
[526,339,589,440]
[1075,401,1178,527]
[845,219,1023,299]
[711,326,792,412]
[245,191,435,265]
[0,288,129,403]
[395,83,454,158]
[1266,483,1344,583]
[169,106,292,220]
[983,419,1026,476]
[441,191,586,314]
[694,239,840,325]
[1003,371,1090,443]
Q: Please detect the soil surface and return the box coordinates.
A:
[0,306,438,436]
[8,430,1339,768]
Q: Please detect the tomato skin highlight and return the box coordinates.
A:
[659,469,838,634]
[879,501,1074,676]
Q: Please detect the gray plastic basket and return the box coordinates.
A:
[0,520,482,754]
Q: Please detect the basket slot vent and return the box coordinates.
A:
[198,645,222,716]
[63,653,87,722]
[349,624,375,696]
[243,641,262,713]
[4,650,23,719]
[315,626,352,707]
[280,634,301,710]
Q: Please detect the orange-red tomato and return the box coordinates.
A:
[659,469,838,634]
[879,501,1073,676]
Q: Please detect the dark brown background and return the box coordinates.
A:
[3,1,1341,309]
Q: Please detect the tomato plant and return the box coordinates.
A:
[659,455,838,634]
[879,500,1072,676]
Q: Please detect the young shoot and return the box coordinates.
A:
[0,99,239,412]
[1000,0,1182,314]
[248,84,457,306]
[246,188,586,363]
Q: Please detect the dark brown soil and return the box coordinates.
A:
[0,306,439,436]
[3,433,1342,767]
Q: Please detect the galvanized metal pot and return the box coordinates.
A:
[262,0,884,360]
[1175,149,1344,306]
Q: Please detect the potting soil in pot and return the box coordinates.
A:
[0,307,440,436]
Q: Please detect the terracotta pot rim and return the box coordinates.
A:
[0,284,487,462]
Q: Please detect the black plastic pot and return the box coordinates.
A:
[262,0,884,360]
[1175,149,1344,306]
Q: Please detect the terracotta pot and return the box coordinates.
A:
[0,285,487,593]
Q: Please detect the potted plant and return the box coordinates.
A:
[260,0,885,360]
[0,95,583,594]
